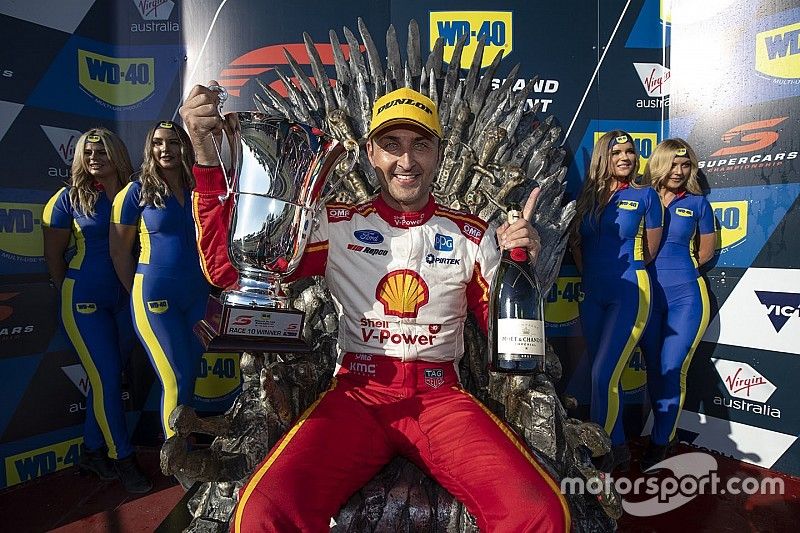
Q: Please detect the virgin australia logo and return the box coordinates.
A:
[134,0,174,20]
[713,359,776,403]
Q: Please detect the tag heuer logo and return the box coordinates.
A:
[424,368,444,389]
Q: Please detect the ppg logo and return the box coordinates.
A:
[434,233,454,251]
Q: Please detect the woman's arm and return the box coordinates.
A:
[43,227,71,290]
[109,223,138,293]
[643,227,663,264]
[696,232,716,266]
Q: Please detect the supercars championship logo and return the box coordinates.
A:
[429,11,513,69]
[755,21,800,82]
[699,117,797,172]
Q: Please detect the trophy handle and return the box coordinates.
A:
[207,84,236,202]
[318,139,359,207]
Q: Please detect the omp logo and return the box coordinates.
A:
[594,131,657,169]
[756,22,800,79]
[5,438,83,486]
[713,359,776,403]
[375,270,429,318]
[133,0,174,20]
[675,208,693,217]
[711,201,747,252]
[755,291,800,332]
[62,364,90,397]
[633,63,671,97]
[711,117,787,156]
[0,203,44,257]
[75,303,97,314]
[430,11,512,69]
[617,200,639,210]
[41,125,82,165]
[78,50,154,108]
[147,300,169,313]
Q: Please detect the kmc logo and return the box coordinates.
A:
[430,11,513,69]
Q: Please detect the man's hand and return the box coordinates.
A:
[496,187,542,265]
[179,80,226,166]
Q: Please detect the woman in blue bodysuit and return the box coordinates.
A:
[42,128,151,493]
[110,121,210,440]
[571,130,663,472]
[639,139,715,469]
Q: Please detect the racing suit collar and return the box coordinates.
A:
[374,194,436,228]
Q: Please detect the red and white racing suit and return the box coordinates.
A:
[192,165,570,532]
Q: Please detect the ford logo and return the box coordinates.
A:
[354,229,384,244]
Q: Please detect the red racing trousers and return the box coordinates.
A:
[233,354,571,532]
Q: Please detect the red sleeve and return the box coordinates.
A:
[192,165,238,289]
[466,260,492,336]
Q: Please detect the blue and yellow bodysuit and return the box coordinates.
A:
[579,183,663,445]
[112,181,210,438]
[43,186,136,459]
[640,191,714,446]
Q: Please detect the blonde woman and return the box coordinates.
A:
[639,139,715,469]
[571,130,664,472]
[42,127,151,493]
[110,121,210,442]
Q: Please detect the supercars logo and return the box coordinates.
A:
[375,270,429,318]
[430,11,513,69]
[41,125,82,165]
[711,117,787,156]
[594,131,657,169]
[755,290,800,333]
[78,49,154,109]
[755,22,800,79]
[0,203,44,258]
[147,300,169,313]
[711,201,747,253]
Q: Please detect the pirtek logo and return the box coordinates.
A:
[755,290,800,332]
[711,117,787,156]
[376,98,433,117]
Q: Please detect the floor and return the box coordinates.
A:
[1,442,798,532]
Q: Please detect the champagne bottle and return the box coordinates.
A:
[488,203,546,373]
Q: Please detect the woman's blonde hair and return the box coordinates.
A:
[137,121,195,208]
[572,130,642,241]
[644,138,702,195]
[68,128,133,215]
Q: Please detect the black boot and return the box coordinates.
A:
[640,439,676,471]
[78,447,117,481]
[114,455,153,494]
[595,443,631,474]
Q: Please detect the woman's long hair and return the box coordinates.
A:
[69,128,133,216]
[138,121,195,208]
[644,138,702,195]
[571,130,641,244]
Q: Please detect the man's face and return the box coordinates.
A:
[366,124,440,212]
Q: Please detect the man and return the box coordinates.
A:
[181,84,570,532]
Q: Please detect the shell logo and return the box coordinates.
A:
[375,270,429,318]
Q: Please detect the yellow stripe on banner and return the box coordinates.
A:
[605,269,651,435]
[669,277,710,442]
[69,219,86,270]
[61,279,117,457]
[459,388,572,530]
[233,381,338,533]
[42,187,66,227]
[132,272,177,437]
[111,182,134,223]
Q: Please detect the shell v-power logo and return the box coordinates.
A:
[430,11,513,69]
[78,49,155,109]
[756,21,800,80]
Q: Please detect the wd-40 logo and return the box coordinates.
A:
[40,125,82,165]
[700,117,797,172]
[430,11,512,69]
[75,303,97,314]
[133,0,174,20]
[756,22,800,79]
[633,63,671,97]
[755,291,800,332]
[0,203,44,258]
[78,50,154,109]
[544,277,582,328]
[5,438,83,486]
[713,359,776,403]
[375,270,429,318]
[62,364,90,397]
[434,233,454,251]
[711,201,747,252]
[594,131,657,170]
[147,299,169,313]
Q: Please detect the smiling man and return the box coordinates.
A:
[183,85,570,532]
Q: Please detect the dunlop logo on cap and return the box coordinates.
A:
[675,147,687,156]
[86,134,101,142]
[615,135,629,144]
[369,87,442,138]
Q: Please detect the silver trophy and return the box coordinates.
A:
[196,92,356,352]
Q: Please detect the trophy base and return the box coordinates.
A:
[194,319,311,353]
[194,294,311,353]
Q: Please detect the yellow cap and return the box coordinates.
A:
[368,87,442,139]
